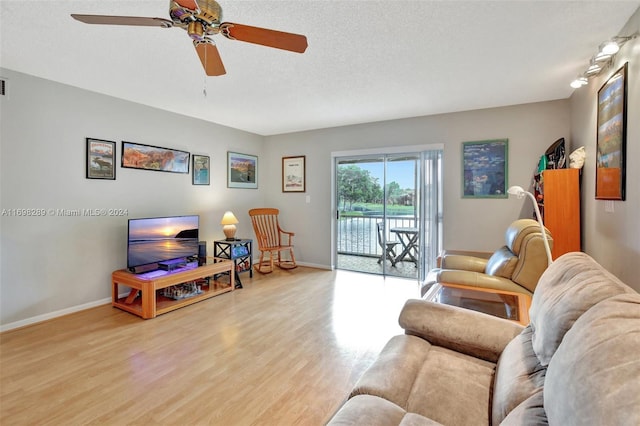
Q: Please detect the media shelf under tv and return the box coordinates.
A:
[111,257,235,319]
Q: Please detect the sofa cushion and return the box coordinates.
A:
[544,293,640,425]
[504,219,542,255]
[350,335,432,406]
[529,252,635,366]
[491,325,546,425]
[499,391,548,425]
[484,246,517,278]
[509,232,550,293]
[327,395,443,426]
[351,335,495,426]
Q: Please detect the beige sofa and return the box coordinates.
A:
[327,252,640,425]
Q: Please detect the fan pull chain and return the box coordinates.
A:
[202,46,208,97]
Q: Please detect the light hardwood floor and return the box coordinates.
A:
[1,267,420,425]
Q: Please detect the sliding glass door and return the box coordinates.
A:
[335,148,442,280]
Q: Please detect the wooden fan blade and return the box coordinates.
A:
[173,0,199,12]
[71,14,172,27]
[195,41,226,76]
[220,23,308,53]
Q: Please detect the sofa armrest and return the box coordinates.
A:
[399,299,524,363]
[436,270,531,295]
[441,254,489,272]
[437,249,492,267]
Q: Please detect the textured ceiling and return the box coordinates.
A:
[1,1,639,136]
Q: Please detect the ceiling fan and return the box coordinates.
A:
[71,0,308,76]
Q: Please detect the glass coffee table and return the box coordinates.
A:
[423,283,531,325]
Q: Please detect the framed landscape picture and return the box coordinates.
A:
[121,141,190,174]
[192,155,210,185]
[462,139,508,198]
[282,155,306,192]
[86,138,116,180]
[227,152,258,189]
[596,62,627,200]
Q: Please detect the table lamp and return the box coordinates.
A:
[220,211,239,241]
[507,185,553,266]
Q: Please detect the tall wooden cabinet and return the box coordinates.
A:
[534,168,581,260]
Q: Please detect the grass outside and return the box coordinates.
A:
[340,202,417,217]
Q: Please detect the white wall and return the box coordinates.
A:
[569,8,640,290]
[0,69,264,327]
[263,100,570,269]
[7,43,637,328]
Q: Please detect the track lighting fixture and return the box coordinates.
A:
[570,32,637,89]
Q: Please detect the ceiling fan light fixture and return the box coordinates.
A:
[188,21,205,40]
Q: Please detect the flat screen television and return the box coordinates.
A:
[127,215,199,272]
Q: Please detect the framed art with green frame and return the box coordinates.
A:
[462,139,508,198]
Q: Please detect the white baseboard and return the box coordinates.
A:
[0,296,117,333]
[296,261,332,270]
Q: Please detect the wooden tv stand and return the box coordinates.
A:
[112,258,234,319]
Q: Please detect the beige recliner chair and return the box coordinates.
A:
[422,219,553,296]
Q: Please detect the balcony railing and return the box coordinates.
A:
[337,214,416,257]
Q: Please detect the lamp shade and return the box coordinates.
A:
[220,211,239,225]
[220,211,239,240]
[507,185,525,198]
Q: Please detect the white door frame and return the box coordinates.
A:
[331,144,443,275]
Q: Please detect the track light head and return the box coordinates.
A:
[600,40,620,55]
[570,76,588,89]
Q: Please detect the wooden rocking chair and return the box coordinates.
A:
[248,208,297,273]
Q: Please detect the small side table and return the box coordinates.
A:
[213,239,253,288]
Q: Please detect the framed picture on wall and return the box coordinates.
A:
[192,155,210,185]
[596,62,627,200]
[121,141,190,174]
[282,155,306,192]
[461,139,508,198]
[86,138,116,180]
[227,152,258,189]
